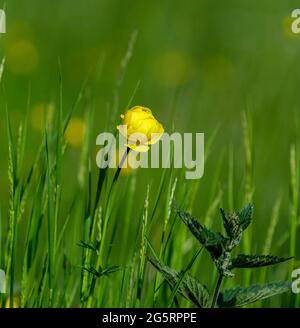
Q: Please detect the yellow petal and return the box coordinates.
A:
[117,105,164,152]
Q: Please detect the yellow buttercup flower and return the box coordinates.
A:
[117,106,164,152]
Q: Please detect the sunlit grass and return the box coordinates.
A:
[0,6,299,307]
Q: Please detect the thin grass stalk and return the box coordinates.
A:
[289,145,298,264]
[167,247,202,307]
[5,108,18,308]
[45,133,55,305]
[289,145,299,306]
[228,145,234,211]
[136,185,150,306]
[257,196,281,307]
[242,111,254,288]
[97,147,130,267]
[121,175,136,259]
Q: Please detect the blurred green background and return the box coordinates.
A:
[1,0,300,233]
[0,0,300,307]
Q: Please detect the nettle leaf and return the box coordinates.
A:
[176,209,203,241]
[238,204,253,231]
[220,208,233,237]
[220,204,253,251]
[183,274,210,308]
[148,257,210,308]
[230,255,292,269]
[200,226,225,258]
[220,209,241,239]
[217,281,291,307]
[176,207,225,259]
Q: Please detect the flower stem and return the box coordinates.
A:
[113,146,130,183]
[211,274,223,308]
[98,147,131,264]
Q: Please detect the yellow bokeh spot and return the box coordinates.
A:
[153,52,194,87]
[117,106,164,153]
[6,40,39,75]
[65,118,86,148]
[31,103,54,132]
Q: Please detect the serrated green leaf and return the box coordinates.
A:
[217,281,291,307]
[148,257,210,308]
[221,210,242,243]
[230,254,292,269]
[220,204,253,251]
[239,204,253,231]
[220,208,232,237]
[176,207,225,258]
[183,275,210,308]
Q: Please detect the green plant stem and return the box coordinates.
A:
[103,147,131,215]
[167,247,203,307]
[211,274,223,308]
[97,147,130,268]
[114,147,130,182]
